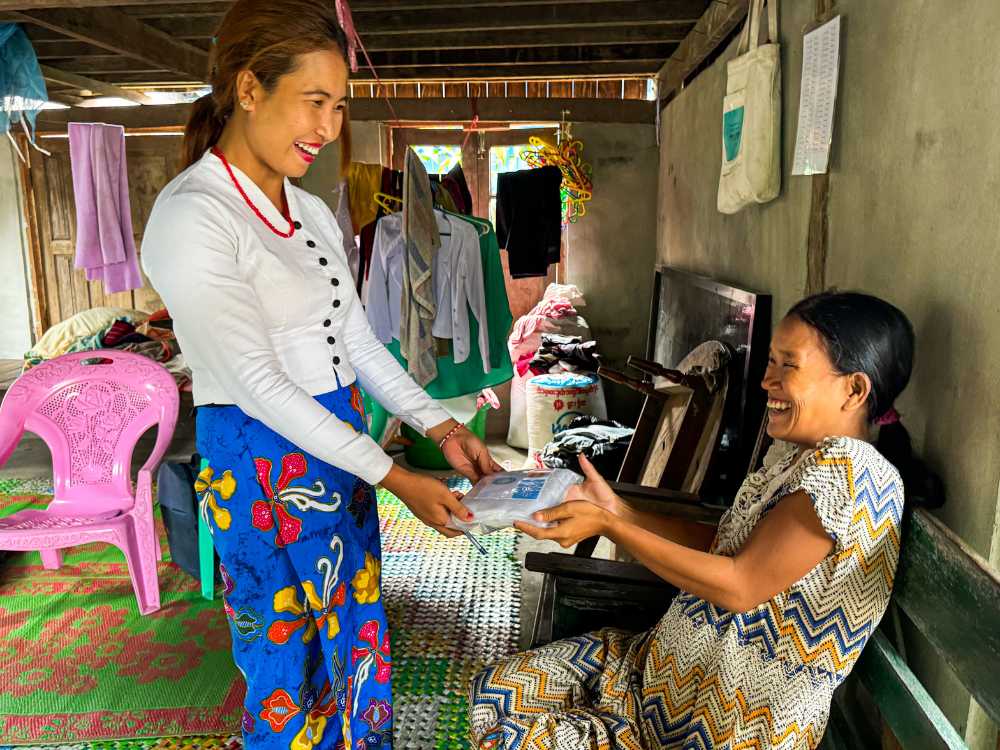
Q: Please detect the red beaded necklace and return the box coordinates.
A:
[211,146,296,238]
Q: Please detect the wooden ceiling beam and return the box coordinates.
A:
[35,97,655,130]
[368,44,677,68]
[60,43,677,77]
[39,63,153,104]
[122,0,691,18]
[99,61,662,85]
[349,61,663,80]
[29,39,105,58]
[657,0,748,103]
[46,90,86,106]
[32,26,689,54]
[0,0,229,8]
[363,25,692,51]
[11,6,208,80]
[142,0,704,38]
[51,55,168,75]
[349,0,706,33]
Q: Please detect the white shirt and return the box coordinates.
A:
[367,211,490,371]
[141,151,451,485]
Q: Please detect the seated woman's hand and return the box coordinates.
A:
[514,499,615,548]
[564,454,625,516]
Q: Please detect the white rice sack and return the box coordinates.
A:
[525,373,607,467]
[506,315,593,449]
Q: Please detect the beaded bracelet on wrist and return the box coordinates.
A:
[437,423,466,450]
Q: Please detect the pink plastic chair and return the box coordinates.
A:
[0,350,179,615]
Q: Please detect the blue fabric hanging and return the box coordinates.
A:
[0,23,48,150]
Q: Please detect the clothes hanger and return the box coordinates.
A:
[444,209,491,237]
[431,206,452,237]
[373,191,402,213]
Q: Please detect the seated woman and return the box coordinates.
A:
[469,291,939,750]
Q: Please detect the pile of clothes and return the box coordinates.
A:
[520,333,600,377]
[23,306,192,389]
[506,284,594,449]
[539,415,634,478]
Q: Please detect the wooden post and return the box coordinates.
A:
[804,0,838,296]
[14,134,47,340]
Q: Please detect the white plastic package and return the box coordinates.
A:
[447,469,583,535]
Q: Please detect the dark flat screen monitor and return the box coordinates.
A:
[647,266,772,500]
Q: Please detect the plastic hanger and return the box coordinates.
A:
[373,191,402,213]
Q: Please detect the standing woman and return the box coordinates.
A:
[142,1,499,747]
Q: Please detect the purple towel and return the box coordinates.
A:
[68,122,142,293]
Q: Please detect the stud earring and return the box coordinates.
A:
[241,100,251,110]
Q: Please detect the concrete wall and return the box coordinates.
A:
[299,121,385,212]
[0,141,34,358]
[565,122,660,419]
[658,0,1000,743]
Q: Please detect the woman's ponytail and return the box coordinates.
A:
[875,420,944,509]
[181,94,226,171]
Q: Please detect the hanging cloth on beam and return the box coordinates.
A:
[0,23,50,162]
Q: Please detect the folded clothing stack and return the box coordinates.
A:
[528,333,600,375]
[539,415,635,478]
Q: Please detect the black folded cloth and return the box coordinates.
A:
[540,415,635,477]
[530,334,601,374]
[496,166,562,278]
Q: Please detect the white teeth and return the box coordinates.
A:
[295,142,319,156]
[767,399,791,411]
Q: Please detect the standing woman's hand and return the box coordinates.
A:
[430,420,503,483]
[381,465,473,538]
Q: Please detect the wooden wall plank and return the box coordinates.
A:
[526,81,547,98]
[419,81,444,98]
[507,81,527,97]
[623,79,647,99]
[37,97,657,131]
[598,79,621,99]
[549,80,572,98]
[394,82,418,98]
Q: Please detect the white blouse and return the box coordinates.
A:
[141,150,451,485]
[366,211,490,372]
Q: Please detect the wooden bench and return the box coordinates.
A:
[823,507,1000,749]
[526,506,1000,748]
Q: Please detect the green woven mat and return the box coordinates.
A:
[0,481,522,750]
[0,491,243,747]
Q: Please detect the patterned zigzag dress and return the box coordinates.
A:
[469,436,904,750]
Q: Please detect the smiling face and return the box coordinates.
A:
[239,47,348,180]
[761,315,871,447]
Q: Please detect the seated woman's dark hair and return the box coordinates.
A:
[788,291,943,507]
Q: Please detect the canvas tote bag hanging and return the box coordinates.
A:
[717,0,781,214]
